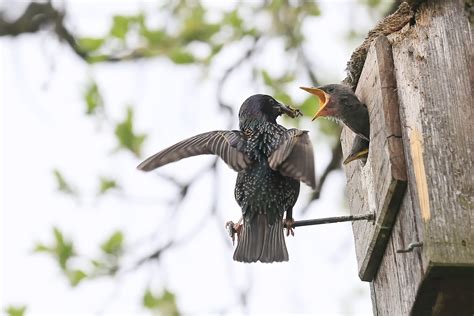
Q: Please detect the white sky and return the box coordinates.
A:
[1,1,388,315]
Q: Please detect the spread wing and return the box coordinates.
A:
[268,129,316,189]
[137,131,252,172]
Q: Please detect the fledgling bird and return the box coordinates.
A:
[300,84,369,164]
[137,95,316,263]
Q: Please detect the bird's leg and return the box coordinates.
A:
[234,217,243,235]
[225,217,243,245]
[283,209,295,237]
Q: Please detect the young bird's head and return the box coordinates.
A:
[300,84,361,121]
[238,94,302,123]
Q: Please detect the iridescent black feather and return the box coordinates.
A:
[137,94,316,263]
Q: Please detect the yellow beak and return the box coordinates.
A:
[300,87,331,121]
[343,148,369,165]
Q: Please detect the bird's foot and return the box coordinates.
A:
[283,218,295,237]
[225,218,243,245]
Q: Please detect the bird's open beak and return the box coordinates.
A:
[300,87,331,121]
[343,148,369,165]
[279,103,303,118]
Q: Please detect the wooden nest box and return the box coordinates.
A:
[340,1,473,315]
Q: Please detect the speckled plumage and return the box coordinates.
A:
[235,119,300,224]
[137,94,316,263]
[233,119,300,262]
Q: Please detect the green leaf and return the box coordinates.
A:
[53,227,75,270]
[98,177,118,195]
[34,227,74,270]
[100,231,124,256]
[33,243,51,253]
[224,10,243,29]
[89,258,119,276]
[364,0,382,8]
[67,269,87,287]
[169,49,195,64]
[52,169,76,196]
[299,96,318,117]
[90,259,104,268]
[210,43,223,56]
[84,81,104,116]
[114,107,146,157]
[5,305,27,316]
[87,54,109,63]
[110,15,130,40]
[78,37,104,52]
[143,288,179,316]
[143,288,160,309]
[141,29,168,45]
[179,6,220,43]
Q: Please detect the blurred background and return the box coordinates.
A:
[1,1,397,315]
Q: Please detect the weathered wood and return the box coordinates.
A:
[371,238,404,316]
[341,35,407,281]
[371,185,425,315]
[391,0,473,268]
[387,1,474,313]
[342,0,473,314]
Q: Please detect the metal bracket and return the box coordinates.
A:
[289,212,375,228]
[397,241,423,253]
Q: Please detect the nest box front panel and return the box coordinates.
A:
[341,36,407,282]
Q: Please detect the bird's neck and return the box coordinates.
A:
[239,119,285,160]
[240,117,276,130]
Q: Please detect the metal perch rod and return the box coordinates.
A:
[288,213,375,228]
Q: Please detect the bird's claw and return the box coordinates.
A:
[283,218,295,237]
[225,220,242,245]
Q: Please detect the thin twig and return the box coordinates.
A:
[301,137,343,214]
[297,47,320,87]
[216,36,262,119]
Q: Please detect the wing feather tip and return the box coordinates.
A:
[136,163,150,171]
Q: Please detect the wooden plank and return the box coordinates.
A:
[341,127,373,273]
[391,0,474,269]
[341,35,407,281]
[342,0,473,314]
[371,185,425,315]
[371,239,404,316]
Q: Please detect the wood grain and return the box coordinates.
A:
[371,185,425,315]
[341,35,407,282]
[391,0,474,268]
[342,1,473,314]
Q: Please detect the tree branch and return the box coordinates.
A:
[0,2,58,36]
[301,137,342,214]
[1,2,164,63]
[0,2,88,59]
[297,46,320,87]
[216,35,261,119]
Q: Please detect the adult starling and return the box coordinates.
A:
[137,95,316,263]
[300,84,369,164]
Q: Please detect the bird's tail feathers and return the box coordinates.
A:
[233,214,288,263]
